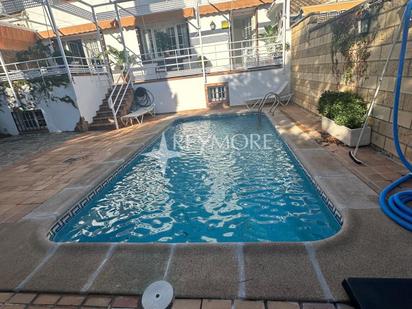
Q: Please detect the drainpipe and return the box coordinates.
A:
[282,0,287,67]
[114,3,129,69]
[196,0,207,84]
[44,0,73,83]
[0,51,20,106]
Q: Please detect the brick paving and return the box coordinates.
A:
[0,293,355,309]
[0,133,77,170]
[0,112,183,223]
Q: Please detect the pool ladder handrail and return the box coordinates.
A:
[250,92,292,113]
[266,93,294,113]
[247,92,276,111]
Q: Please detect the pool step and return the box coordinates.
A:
[89,86,134,130]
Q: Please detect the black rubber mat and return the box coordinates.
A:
[342,278,412,309]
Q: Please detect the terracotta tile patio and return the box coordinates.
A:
[0,112,188,223]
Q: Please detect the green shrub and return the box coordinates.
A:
[318,91,367,129]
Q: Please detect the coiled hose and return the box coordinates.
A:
[134,87,154,108]
[379,0,412,231]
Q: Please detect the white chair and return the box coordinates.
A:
[120,103,156,126]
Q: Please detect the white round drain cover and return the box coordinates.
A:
[142,280,174,309]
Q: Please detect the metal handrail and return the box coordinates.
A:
[258,93,278,112]
[245,91,280,113]
[0,56,108,81]
[108,66,133,129]
[269,94,293,114]
[0,37,282,83]
[137,42,282,66]
[115,77,133,116]
[137,36,280,60]
[252,92,275,110]
[129,41,282,82]
[2,56,102,68]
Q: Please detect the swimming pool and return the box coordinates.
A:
[52,113,341,243]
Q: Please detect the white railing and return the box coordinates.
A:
[128,37,283,82]
[108,66,134,130]
[0,56,109,82]
[0,38,283,84]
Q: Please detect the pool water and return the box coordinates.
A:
[53,113,340,243]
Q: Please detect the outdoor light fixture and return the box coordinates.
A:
[210,21,216,30]
[358,10,371,34]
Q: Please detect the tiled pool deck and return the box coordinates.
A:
[0,106,411,307]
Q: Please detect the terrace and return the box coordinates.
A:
[0,0,412,308]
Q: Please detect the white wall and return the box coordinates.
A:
[104,30,124,52]
[103,28,141,60]
[73,75,111,123]
[3,82,81,133]
[0,75,112,133]
[0,99,19,136]
[38,85,81,132]
[135,66,288,113]
[188,14,231,69]
[123,29,141,58]
[135,76,207,114]
[207,67,288,106]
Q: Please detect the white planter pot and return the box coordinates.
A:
[321,116,371,147]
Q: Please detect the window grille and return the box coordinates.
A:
[12,109,48,133]
[205,83,229,106]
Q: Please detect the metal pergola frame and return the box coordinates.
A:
[0,0,214,91]
[0,0,287,106]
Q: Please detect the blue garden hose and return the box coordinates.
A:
[379,0,412,231]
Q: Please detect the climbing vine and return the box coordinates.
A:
[330,1,385,87]
[0,40,76,110]
[0,75,75,110]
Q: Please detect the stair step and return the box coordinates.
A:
[92,116,115,123]
[102,94,132,104]
[95,110,114,117]
[90,86,134,131]
[89,123,117,131]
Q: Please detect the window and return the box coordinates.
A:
[205,83,230,107]
[84,39,100,58]
[166,27,177,51]
[177,24,189,50]
[139,23,190,59]
[12,110,48,133]
[141,29,155,57]
[66,40,85,58]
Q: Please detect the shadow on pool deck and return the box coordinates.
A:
[0,106,411,303]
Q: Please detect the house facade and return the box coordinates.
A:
[12,0,278,78]
[0,0,365,134]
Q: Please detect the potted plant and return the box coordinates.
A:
[102,46,137,72]
[318,90,370,147]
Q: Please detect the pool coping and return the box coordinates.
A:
[26,109,356,249]
[3,107,409,302]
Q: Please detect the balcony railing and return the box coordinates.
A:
[0,56,108,82]
[0,38,283,84]
[128,37,283,82]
